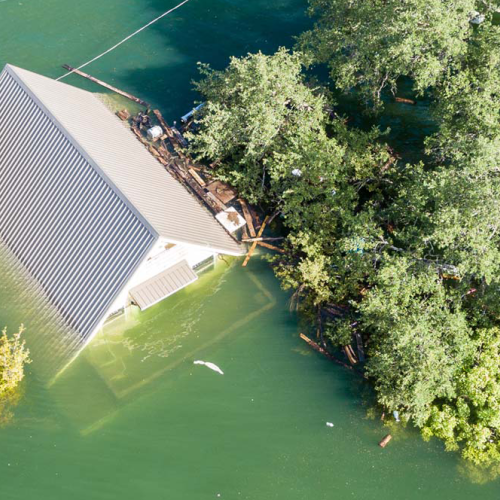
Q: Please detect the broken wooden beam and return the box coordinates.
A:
[379,434,392,448]
[117,109,130,121]
[256,241,285,254]
[242,215,269,267]
[188,168,206,187]
[62,64,150,108]
[395,96,416,105]
[343,345,358,365]
[152,109,175,138]
[249,205,262,229]
[239,199,256,237]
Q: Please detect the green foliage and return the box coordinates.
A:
[422,328,500,466]
[0,325,31,396]
[426,24,500,162]
[187,48,332,204]
[298,0,486,108]
[361,258,473,425]
[188,4,500,466]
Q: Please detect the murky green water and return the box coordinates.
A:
[1,1,500,498]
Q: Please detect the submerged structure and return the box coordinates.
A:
[0,64,244,352]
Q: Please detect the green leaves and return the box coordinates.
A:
[422,328,500,465]
[361,258,473,424]
[188,48,332,204]
[0,325,30,396]
[188,14,500,464]
[299,0,478,108]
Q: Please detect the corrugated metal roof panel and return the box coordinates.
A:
[5,64,244,256]
[0,69,157,342]
[129,259,198,310]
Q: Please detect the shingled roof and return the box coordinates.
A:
[0,64,243,343]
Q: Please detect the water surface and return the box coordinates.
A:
[1,1,499,499]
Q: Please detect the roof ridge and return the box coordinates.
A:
[2,64,244,256]
[5,65,160,238]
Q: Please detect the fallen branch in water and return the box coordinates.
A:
[256,241,285,253]
[299,333,352,370]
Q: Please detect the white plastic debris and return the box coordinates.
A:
[393,410,400,422]
[326,422,334,427]
[470,11,485,24]
[193,360,224,375]
[291,168,302,177]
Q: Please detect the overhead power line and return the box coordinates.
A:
[56,0,191,81]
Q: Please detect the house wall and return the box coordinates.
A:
[106,238,216,315]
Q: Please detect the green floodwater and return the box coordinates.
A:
[1,0,500,498]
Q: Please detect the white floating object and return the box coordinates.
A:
[193,360,224,375]
[215,207,246,233]
[326,422,334,427]
[291,168,302,177]
[147,125,163,140]
[470,11,485,24]
[393,410,400,422]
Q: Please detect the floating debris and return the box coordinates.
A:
[379,434,392,448]
[193,360,224,375]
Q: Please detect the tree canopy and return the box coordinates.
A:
[298,0,497,108]
[188,2,500,469]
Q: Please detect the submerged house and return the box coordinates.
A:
[0,64,245,348]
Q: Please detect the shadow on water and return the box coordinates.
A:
[3,2,500,497]
[101,0,312,120]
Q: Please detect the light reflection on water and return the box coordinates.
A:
[0,242,88,381]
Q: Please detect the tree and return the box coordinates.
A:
[360,258,474,425]
[187,28,500,465]
[426,24,500,162]
[422,327,500,466]
[0,325,31,396]
[187,48,332,204]
[298,0,482,108]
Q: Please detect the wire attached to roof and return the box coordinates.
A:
[56,0,191,81]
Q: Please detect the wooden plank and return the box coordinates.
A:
[239,199,256,237]
[395,96,416,105]
[242,215,269,267]
[206,180,236,205]
[188,168,206,187]
[256,241,285,253]
[62,64,150,107]
[344,345,358,365]
[117,109,130,121]
[379,434,392,448]
[153,109,175,138]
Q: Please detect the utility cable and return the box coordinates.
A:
[56,0,191,81]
